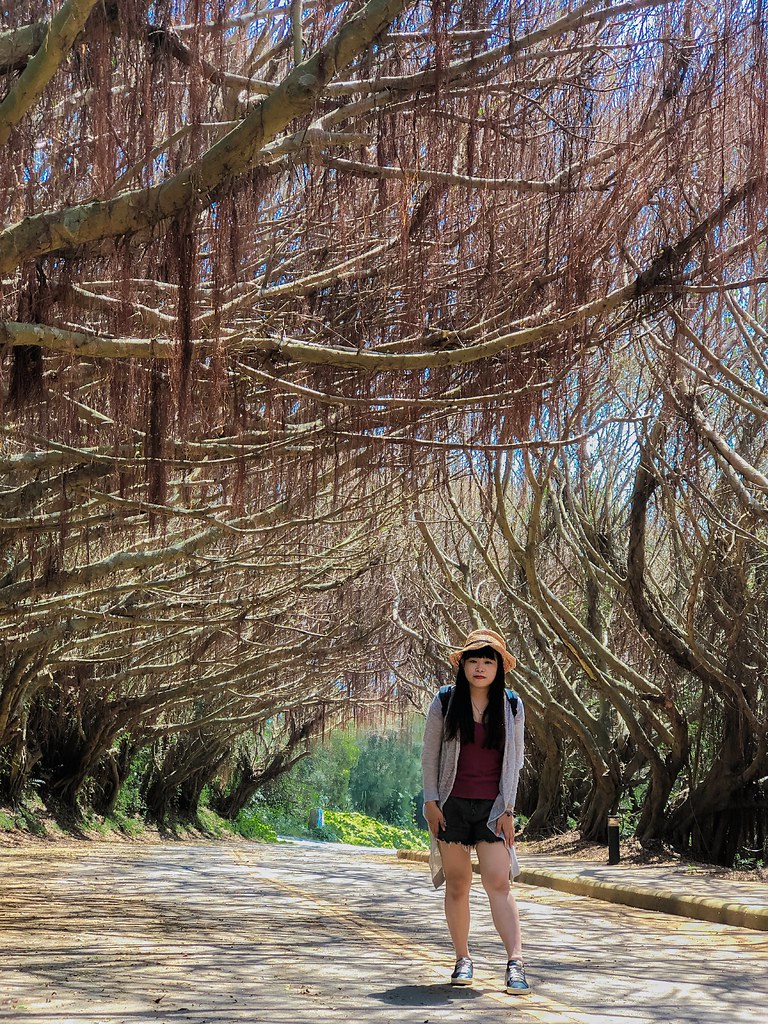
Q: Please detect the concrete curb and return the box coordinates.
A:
[395,849,768,932]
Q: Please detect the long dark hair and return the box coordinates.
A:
[444,646,507,750]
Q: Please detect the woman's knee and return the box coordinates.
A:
[445,871,472,898]
[480,869,510,896]
[443,863,473,897]
[440,842,473,893]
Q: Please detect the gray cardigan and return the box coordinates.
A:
[421,688,525,887]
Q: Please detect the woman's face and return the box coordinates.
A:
[463,653,497,691]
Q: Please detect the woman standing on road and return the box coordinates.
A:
[421,628,530,995]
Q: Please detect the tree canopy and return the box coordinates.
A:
[1,0,766,864]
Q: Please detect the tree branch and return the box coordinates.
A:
[0,0,99,146]
[0,0,410,273]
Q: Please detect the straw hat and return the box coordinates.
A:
[449,628,516,672]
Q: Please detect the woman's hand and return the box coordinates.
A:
[496,812,516,847]
[424,800,446,837]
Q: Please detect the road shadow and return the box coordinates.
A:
[372,983,484,1006]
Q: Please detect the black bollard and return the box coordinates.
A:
[607,815,620,864]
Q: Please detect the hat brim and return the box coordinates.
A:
[449,642,516,672]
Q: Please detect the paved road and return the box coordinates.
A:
[399,847,768,930]
[1,840,766,1024]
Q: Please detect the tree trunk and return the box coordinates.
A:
[636,763,676,845]
[143,734,229,822]
[214,732,315,820]
[91,738,138,816]
[664,704,765,864]
[523,725,566,836]
[579,768,621,842]
[0,721,39,806]
[143,773,174,823]
[45,713,126,808]
[636,696,690,844]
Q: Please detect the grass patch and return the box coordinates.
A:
[0,803,58,837]
[104,810,145,837]
[0,808,16,831]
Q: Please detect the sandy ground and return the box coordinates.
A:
[1,839,767,1024]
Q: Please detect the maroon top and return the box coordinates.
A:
[450,722,503,799]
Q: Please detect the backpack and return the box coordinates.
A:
[437,684,518,717]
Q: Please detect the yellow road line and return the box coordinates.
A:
[233,850,586,1024]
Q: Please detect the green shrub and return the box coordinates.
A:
[105,810,144,837]
[195,807,227,837]
[323,809,428,850]
[232,806,280,842]
[310,822,342,842]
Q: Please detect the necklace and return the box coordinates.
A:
[471,698,486,721]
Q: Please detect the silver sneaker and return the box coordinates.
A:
[450,957,474,986]
[505,959,531,995]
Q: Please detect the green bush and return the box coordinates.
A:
[113,746,152,818]
[310,822,342,842]
[233,806,280,842]
[105,810,144,837]
[252,800,311,839]
[323,809,428,850]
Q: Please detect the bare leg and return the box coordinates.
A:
[475,841,523,960]
[438,841,474,958]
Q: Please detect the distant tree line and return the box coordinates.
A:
[254,729,424,836]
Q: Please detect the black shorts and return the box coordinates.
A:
[437,795,504,846]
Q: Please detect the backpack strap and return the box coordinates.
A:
[437,685,453,715]
[438,684,518,716]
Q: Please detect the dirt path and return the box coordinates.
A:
[1,839,766,1024]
